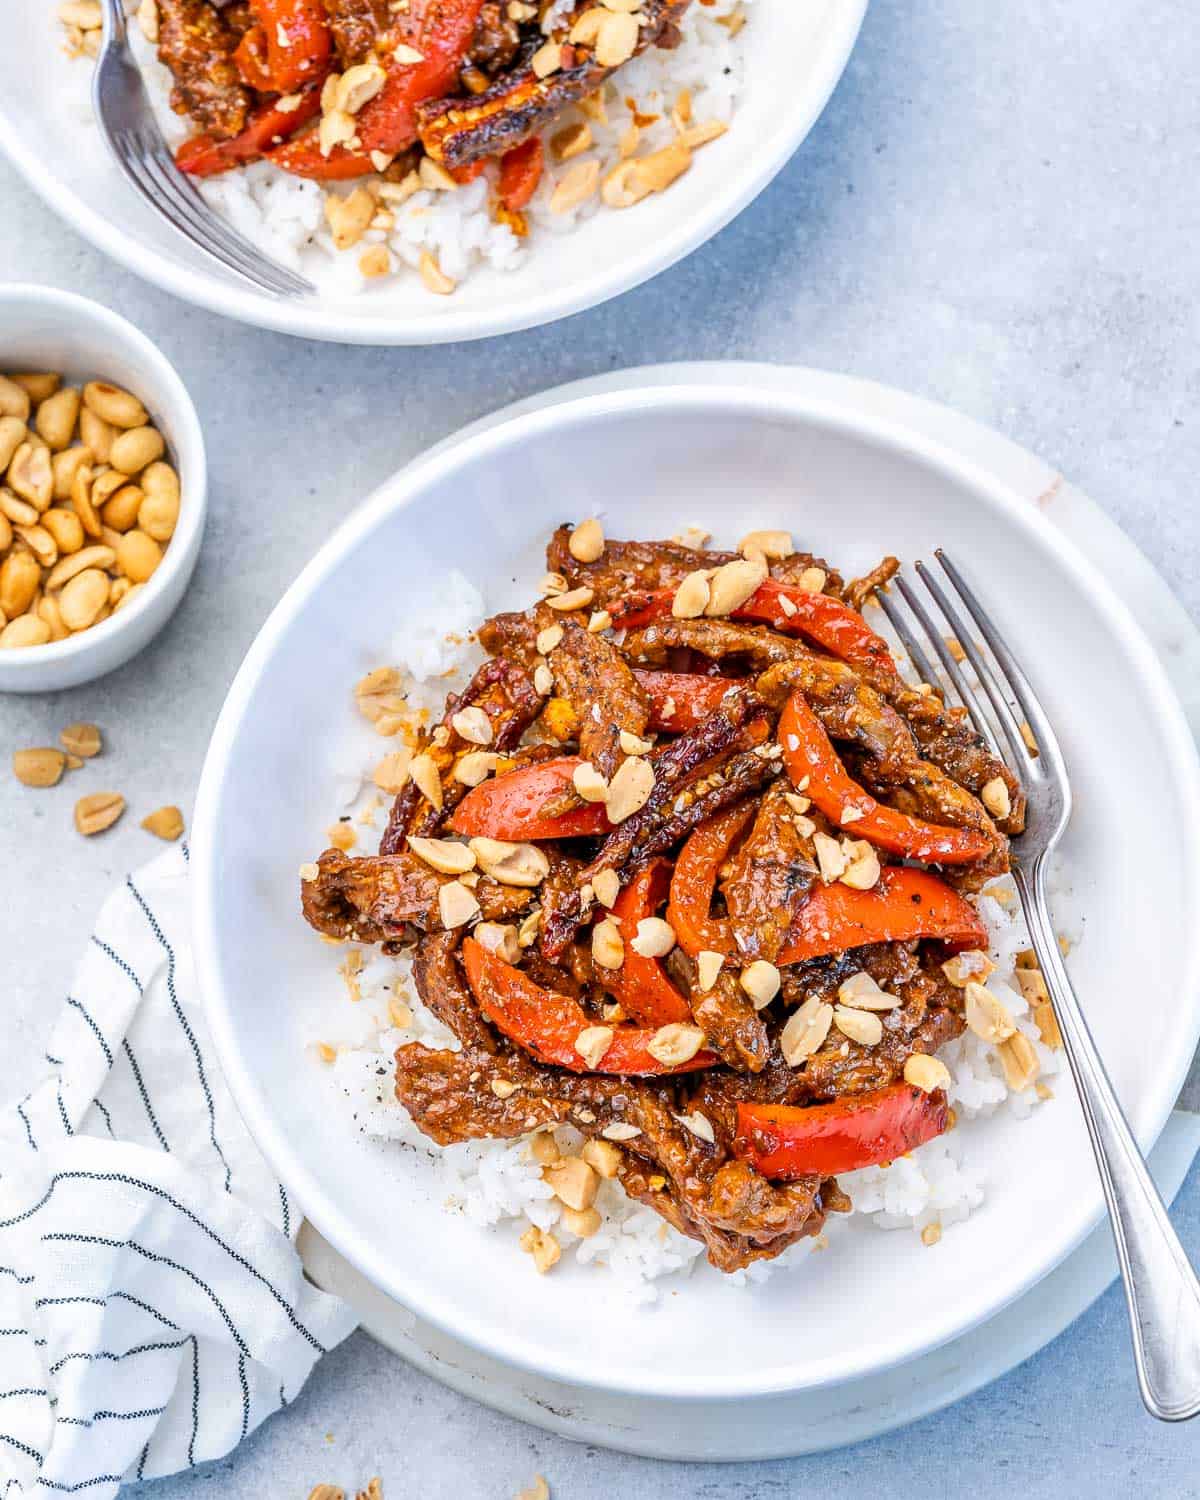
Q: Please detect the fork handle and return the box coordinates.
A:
[1015,861,1200,1420]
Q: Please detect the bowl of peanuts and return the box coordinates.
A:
[0,283,206,692]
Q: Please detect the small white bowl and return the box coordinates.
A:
[0,284,206,693]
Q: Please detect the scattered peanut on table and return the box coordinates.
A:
[11,720,185,840]
[0,372,180,650]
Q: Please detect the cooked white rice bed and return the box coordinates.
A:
[316,569,1064,1298]
[109,1,752,296]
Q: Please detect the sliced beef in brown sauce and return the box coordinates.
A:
[157,0,251,138]
[719,782,818,961]
[300,848,532,944]
[546,620,649,781]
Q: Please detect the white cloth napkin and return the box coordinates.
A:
[0,846,357,1500]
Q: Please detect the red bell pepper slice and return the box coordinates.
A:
[604,860,692,1026]
[274,0,487,177]
[249,0,331,92]
[735,1086,950,1180]
[777,868,987,963]
[498,137,543,210]
[779,690,993,864]
[175,86,323,177]
[666,802,752,957]
[448,757,612,841]
[612,578,898,677]
[669,804,987,963]
[737,579,898,677]
[449,158,489,185]
[265,138,377,179]
[462,938,715,1074]
[634,670,741,733]
[233,25,274,90]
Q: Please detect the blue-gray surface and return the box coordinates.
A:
[3,0,1200,1492]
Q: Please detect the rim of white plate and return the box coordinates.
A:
[193,383,1200,1398]
[0,5,866,344]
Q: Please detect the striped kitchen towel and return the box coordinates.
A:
[0,845,357,1499]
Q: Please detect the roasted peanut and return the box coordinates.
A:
[8,442,53,510]
[79,407,115,464]
[112,582,144,614]
[51,443,92,500]
[38,594,68,641]
[14,524,57,568]
[10,373,60,404]
[102,484,144,532]
[0,416,26,473]
[74,791,126,836]
[19,374,49,429]
[142,805,184,841]
[70,464,101,538]
[83,381,147,429]
[0,614,51,649]
[59,568,110,631]
[137,484,179,542]
[45,545,116,592]
[0,376,31,422]
[0,488,39,527]
[0,551,40,618]
[42,507,84,555]
[116,529,162,583]
[35,387,81,450]
[109,425,164,475]
[12,747,66,786]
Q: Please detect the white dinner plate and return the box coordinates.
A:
[0,1,866,344]
[192,378,1200,1402]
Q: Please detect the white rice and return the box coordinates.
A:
[313,570,1064,1297]
[84,2,752,297]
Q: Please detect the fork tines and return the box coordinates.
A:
[877,551,1065,794]
[93,5,315,300]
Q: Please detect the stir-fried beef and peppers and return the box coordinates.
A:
[155,0,688,195]
[300,523,1028,1272]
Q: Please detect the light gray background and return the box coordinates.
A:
[4,0,1200,1492]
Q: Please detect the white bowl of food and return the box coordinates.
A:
[0,0,866,344]
[192,382,1200,1402]
[0,284,206,693]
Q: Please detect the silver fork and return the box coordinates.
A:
[881,550,1200,1422]
[93,0,315,298]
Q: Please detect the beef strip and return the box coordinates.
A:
[465,0,521,75]
[379,656,544,855]
[540,688,778,956]
[411,929,502,1052]
[668,949,770,1074]
[417,0,692,168]
[157,0,251,138]
[476,605,545,674]
[300,848,532,943]
[775,948,966,1099]
[843,555,900,612]
[623,616,801,673]
[719,782,818,961]
[547,620,649,781]
[886,684,1025,834]
[547,525,845,609]
[323,0,393,64]
[613,1086,828,1271]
